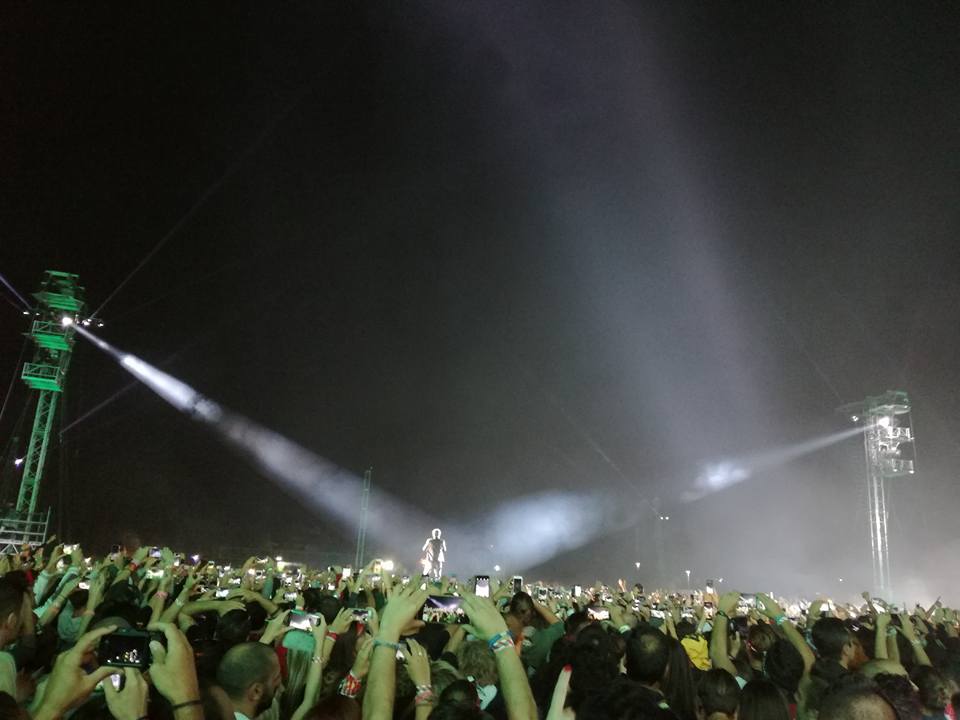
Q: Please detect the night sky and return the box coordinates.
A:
[2,3,958,598]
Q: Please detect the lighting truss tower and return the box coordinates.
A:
[354,467,372,569]
[839,391,915,597]
[0,272,84,552]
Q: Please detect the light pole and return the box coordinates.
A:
[685,569,691,588]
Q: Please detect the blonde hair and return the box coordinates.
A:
[457,640,497,686]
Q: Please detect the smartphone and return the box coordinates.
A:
[587,606,610,621]
[288,611,319,630]
[372,559,382,574]
[352,608,373,621]
[573,585,582,597]
[110,544,121,555]
[474,575,490,598]
[63,544,77,554]
[512,576,523,594]
[369,574,381,586]
[146,569,163,580]
[651,609,665,619]
[537,586,548,601]
[341,567,352,579]
[79,581,90,590]
[230,577,242,586]
[401,575,411,586]
[149,547,162,559]
[284,592,298,602]
[420,595,466,624]
[98,629,154,669]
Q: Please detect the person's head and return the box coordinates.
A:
[739,679,789,720]
[301,696,360,720]
[764,639,805,697]
[697,669,740,720]
[120,532,141,557]
[625,627,671,686]
[216,642,282,717]
[0,576,28,644]
[457,640,497,686]
[812,618,854,666]
[747,623,777,660]
[913,665,949,714]
[216,609,253,648]
[508,592,535,627]
[818,685,896,720]
[872,673,922,720]
[432,528,442,539]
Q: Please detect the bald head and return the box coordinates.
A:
[216,642,279,701]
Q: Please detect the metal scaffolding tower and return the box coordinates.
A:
[839,391,916,597]
[354,467,372,569]
[0,272,84,552]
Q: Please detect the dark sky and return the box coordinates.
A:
[2,2,958,597]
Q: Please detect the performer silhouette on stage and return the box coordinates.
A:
[421,528,446,580]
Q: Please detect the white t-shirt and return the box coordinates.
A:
[0,651,17,698]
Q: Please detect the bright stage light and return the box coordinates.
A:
[877,416,891,427]
[382,559,395,572]
[61,316,74,327]
[13,458,23,467]
[493,565,501,572]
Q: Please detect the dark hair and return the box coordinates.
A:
[301,696,361,720]
[215,642,277,700]
[764,639,804,696]
[0,577,26,625]
[568,626,621,712]
[509,592,534,617]
[912,665,948,712]
[662,636,698,720]
[625,628,670,685]
[577,676,674,720]
[873,673,922,720]
[812,618,851,661]
[819,685,896,720]
[698,669,740,717]
[738,679,789,720]
[216,609,252,648]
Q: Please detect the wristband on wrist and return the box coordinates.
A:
[488,631,515,653]
[372,638,401,652]
[128,562,140,573]
[339,671,362,697]
[170,700,202,712]
[414,684,435,707]
[326,631,340,642]
[774,614,788,626]
[715,610,729,620]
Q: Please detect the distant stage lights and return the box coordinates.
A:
[13,458,23,467]
[61,316,74,327]
[877,416,892,428]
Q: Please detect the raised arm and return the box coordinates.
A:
[710,592,740,678]
[757,594,815,674]
[364,585,429,720]
[462,591,538,720]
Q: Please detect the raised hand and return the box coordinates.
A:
[147,622,200,705]
[378,585,429,642]
[103,667,149,720]
[460,591,509,642]
[401,637,430,687]
[33,625,119,720]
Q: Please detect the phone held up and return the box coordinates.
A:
[98,629,161,670]
[474,575,490,598]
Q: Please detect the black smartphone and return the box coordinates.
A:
[98,629,155,669]
[474,575,490,598]
[149,547,162,559]
[512,576,523,594]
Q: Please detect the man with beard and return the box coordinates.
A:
[216,642,283,720]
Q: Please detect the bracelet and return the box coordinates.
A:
[911,639,923,646]
[128,562,140,573]
[339,671,363,698]
[170,699,202,712]
[488,631,515,654]
[311,655,323,665]
[414,685,435,707]
[715,610,729,620]
[372,638,402,652]
[774,614,788,626]
[887,628,898,637]
[326,631,339,641]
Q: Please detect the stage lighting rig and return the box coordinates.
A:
[839,391,916,596]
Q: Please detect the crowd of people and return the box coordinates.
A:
[0,534,956,720]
